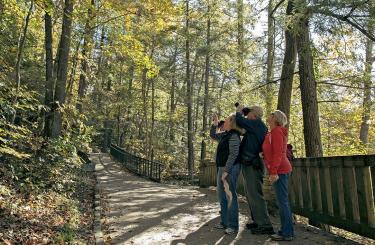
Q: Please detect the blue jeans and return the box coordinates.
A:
[217,164,240,230]
[273,173,294,237]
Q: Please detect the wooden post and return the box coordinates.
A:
[324,166,334,216]
[311,158,322,213]
[336,164,346,219]
[363,166,375,227]
[342,157,360,223]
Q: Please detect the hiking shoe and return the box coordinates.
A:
[225,228,238,235]
[270,234,294,241]
[214,223,226,229]
[246,222,258,229]
[250,226,275,235]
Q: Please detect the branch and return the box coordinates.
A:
[249,71,299,91]
[317,81,375,90]
[270,0,286,18]
[318,100,341,103]
[314,9,375,42]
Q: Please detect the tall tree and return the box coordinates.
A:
[201,0,211,162]
[169,38,178,141]
[51,0,74,138]
[236,0,244,86]
[277,0,297,121]
[44,4,54,137]
[77,0,95,113]
[296,0,323,157]
[264,0,275,116]
[359,6,374,145]
[15,0,33,94]
[185,0,194,179]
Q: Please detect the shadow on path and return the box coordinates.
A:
[91,154,360,245]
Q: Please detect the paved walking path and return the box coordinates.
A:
[91,153,359,245]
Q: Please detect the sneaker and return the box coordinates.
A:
[225,228,238,235]
[250,226,275,235]
[270,234,294,241]
[246,222,258,229]
[214,223,226,229]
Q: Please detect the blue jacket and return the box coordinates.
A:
[235,112,268,164]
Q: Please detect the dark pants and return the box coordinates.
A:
[242,164,273,228]
[274,173,294,237]
[217,164,240,230]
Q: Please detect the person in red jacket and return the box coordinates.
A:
[262,110,294,241]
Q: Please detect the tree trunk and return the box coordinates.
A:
[44,9,54,137]
[276,0,297,121]
[169,39,178,141]
[76,0,95,113]
[66,38,82,103]
[359,7,374,145]
[264,0,275,116]
[201,0,211,162]
[15,0,33,94]
[296,15,323,157]
[95,27,106,111]
[185,0,194,180]
[51,0,74,138]
[236,0,244,85]
[150,77,155,160]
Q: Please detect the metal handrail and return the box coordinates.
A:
[109,144,163,182]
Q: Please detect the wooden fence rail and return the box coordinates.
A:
[199,155,375,239]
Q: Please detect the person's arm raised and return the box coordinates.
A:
[235,112,258,133]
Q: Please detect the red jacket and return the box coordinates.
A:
[262,126,292,175]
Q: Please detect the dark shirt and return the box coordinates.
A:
[235,112,268,164]
[210,125,240,173]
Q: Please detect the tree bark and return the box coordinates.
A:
[264,0,275,116]
[76,0,95,113]
[169,39,178,141]
[185,0,194,180]
[201,0,211,162]
[296,2,323,158]
[66,38,82,103]
[277,0,297,121]
[236,0,244,86]
[15,0,33,93]
[44,8,54,137]
[359,6,374,145]
[51,0,74,138]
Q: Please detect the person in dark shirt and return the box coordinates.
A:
[210,114,244,235]
[235,105,274,235]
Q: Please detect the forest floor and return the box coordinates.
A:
[93,153,364,245]
[0,161,96,244]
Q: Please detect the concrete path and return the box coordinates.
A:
[91,153,359,245]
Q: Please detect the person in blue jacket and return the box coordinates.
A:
[235,104,274,235]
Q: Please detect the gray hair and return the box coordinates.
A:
[273,110,288,127]
[228,115,246,135]
[249,105,263,118]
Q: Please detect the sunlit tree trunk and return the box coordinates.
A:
[185,0,194,180]
[264,0,275,116]
[51,0,74,138]
[15,0,33,94]
[236,0,244,86]
[77,0,95,113]
[296,15,323,157]
[201,0,211,162]
[277,0,297,121]
[359,7,374,146]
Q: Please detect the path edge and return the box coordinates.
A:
[91,153,105,245]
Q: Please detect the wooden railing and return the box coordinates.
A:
[199,155,375,239]
[199,160,248,197]
[110,144,163,182]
